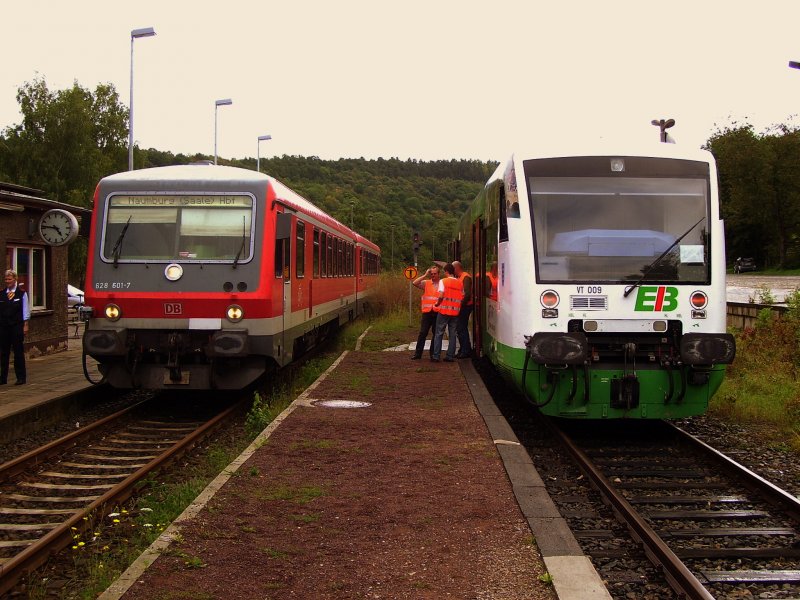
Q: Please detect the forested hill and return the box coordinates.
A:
[145,150,499,269]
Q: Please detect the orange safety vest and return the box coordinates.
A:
[420,280,440,313]
[486,272,498,300]
[457,271,473,306]
[438,276,463,316]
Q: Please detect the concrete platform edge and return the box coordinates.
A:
[98,351,351,600]
[0,384,110,445]
[459,359,612,600]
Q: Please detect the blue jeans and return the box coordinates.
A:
[433,313,457,359]
[456,303,473,356]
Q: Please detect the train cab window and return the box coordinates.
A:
[313,228,320,278]
[102,194,254,263]
[296,221,305,278]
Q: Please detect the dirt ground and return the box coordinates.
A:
[119,350,556,600]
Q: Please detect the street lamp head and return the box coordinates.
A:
[790,61,800,70]
[664,118,676,129]
[131,27,156,39]
[258,134,272,141]
[216,98,233,106]
[651,119,662,127]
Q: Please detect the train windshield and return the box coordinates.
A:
[526,157,710,284]
[102,194,254,263]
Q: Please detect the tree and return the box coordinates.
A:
[0,76,129,284]
[0,76,128,206]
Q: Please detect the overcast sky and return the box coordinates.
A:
[2,0,799,163]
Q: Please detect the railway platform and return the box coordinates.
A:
[0,322,105,444]
[98,337,610,600]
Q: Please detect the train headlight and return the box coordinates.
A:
[105,303,121,321]
[226,304,244,323]
[165,263,184,281]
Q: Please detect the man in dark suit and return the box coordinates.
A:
[0,269,30,385]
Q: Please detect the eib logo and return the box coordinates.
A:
[635,286,678,311]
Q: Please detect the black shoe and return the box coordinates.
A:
[456,353,471,359]
[14,380,25,385]
[444,357,455,362]
[410,355,421,360]
[0,380,6,385]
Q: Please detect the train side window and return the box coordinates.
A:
[320,231,327,277]
[296,221,305,278]
[274,238,284,279]
[313,228,320,278]
[327,234,334,277]
[499,188,509,243]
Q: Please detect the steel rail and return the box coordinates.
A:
[668,422,800,523]
[541,417,715,600]
[0,399,242,596]
[0,401,147,482]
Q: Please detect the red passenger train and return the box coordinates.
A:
[82,164,380,389]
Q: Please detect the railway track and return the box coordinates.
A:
[0,394,242,596]
[544,418,800,599]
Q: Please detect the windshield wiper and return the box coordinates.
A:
[232,216,247,269]
[623,216,705,298]
[111,216,132,268]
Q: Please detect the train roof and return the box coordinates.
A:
[507,140,715,164]
[97,165,380,252]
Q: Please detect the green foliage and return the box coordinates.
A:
[706,122,800,269]
[245,390,279,438]
[0,76,129,284]
[714,312,800,451]
[751,285,776,305]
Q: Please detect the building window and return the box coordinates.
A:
[6,245,46,310]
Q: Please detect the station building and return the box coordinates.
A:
[0,181,90,357]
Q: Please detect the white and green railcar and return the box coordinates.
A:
[454,142,735,419]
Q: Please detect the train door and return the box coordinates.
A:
[473,220,484,357]
[276,213,292,363]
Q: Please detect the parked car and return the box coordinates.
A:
[68,284,84,308]
[733,257,756,274]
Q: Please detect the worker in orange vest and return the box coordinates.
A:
[410,265,444,360]
[452,261,473,358]
[487,261,498,301]
[432,263,463,362]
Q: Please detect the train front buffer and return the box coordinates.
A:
[519,287,736,419]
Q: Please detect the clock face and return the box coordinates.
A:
[39,209,79,246]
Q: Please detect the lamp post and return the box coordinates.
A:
[214,98,233,165]
[256,134,272,172]
[128,27,156,171]
[651,118,675,143]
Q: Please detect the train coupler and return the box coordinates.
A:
[610,374,639,410]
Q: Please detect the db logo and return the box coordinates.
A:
[164,303,183,315]
[635,286,678,312]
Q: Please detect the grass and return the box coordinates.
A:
[713,294,800,451]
